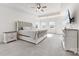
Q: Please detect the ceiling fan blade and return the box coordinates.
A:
[42,6,47,8]
[41,9,44,12]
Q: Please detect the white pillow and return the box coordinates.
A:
[23,27,32,30]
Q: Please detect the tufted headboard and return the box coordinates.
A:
[16,21,32,31]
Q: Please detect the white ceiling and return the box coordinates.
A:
[0,3,77,18]
[0,3,62,16]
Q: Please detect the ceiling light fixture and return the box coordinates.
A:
[32,3,47,12]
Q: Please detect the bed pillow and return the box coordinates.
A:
[23,27,32,30]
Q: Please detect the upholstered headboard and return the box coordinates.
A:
[16,21,32,31]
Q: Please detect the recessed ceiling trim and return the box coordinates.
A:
[38,11,61,17]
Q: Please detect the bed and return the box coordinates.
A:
[17,21,47,44]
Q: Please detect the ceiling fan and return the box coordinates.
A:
[31,3,47,12]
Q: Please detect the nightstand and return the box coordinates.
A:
[3,31,17,43]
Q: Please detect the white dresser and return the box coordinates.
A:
[63,28,79,54]
[3,31,17,43]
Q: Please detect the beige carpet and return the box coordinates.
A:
[0,34,76,56]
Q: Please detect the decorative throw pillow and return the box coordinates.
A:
[20,27,23,30]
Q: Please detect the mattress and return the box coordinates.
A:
[18,30,37,39]
[19,34,47,44]
[18,29,47,39]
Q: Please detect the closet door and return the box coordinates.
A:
[64,29,77,53]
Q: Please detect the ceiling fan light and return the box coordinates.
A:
[32,3,47,12]
[37,7,40,9]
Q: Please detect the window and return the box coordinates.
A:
[49,22,55,28]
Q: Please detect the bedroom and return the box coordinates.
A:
[0,3,79,56]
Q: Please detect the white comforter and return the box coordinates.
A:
[18,29,47,39]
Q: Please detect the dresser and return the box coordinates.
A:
[63,29,79,54]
